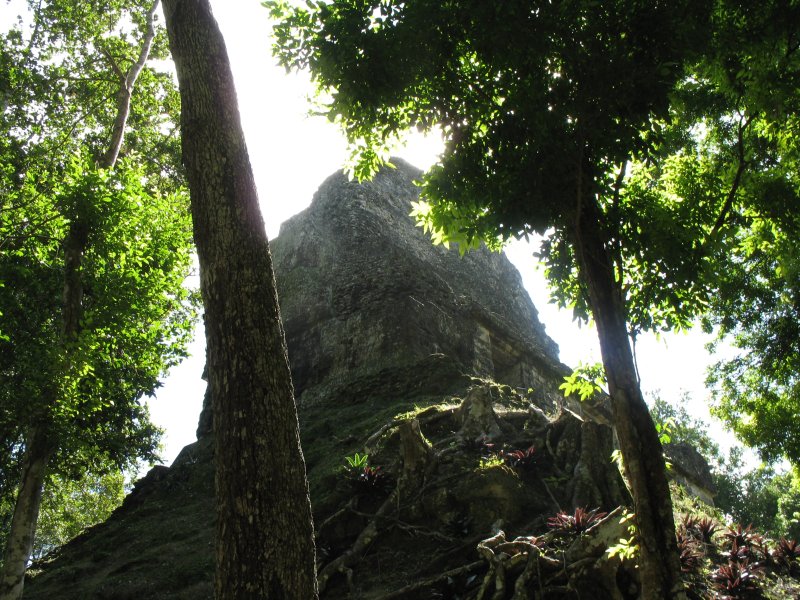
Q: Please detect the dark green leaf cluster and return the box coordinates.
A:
[267,0,747,336]
[706,217,800,464]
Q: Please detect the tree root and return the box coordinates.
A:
[363,408,456,455]
[375,560,485,599]
[471,508,630,599]
[318,419,439,595]
[348,509,457,542]
[475,531,562,600]
[317,488,398,594]
[315,498,357,539]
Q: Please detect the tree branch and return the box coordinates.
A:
[702,113,752,248]
[99,46,127,83]
[101,0,161,168]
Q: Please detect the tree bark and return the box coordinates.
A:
[161,2,318,598]
[0,428,53,600]
[572,196,686,600]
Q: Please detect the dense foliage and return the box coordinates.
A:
[0,0,196,590]
[30,469,127,562]
[706,216,800,465]
[268,0,723,330]
[650,395,800,542]
[268,2,800,594]
[266,1,755,595]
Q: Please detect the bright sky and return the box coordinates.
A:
[147,0,732,465]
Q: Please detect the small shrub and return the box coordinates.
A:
[724,524,756,550]
[749,533,773,565]
[676,530,703,573]
[343,453,391,496]
[344,452,369,471]
[354,465,391,495]
[723,540,752,564]
[681,514,720,546]
[696,518,720,546]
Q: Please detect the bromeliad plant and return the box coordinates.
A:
[711,559,762,599]
[724,524,756,550]
[547,507,608,536]
[503,445,538,472]
[355,465,391,494]
[749,533,773,565]
[676,530,703,574]
[681,514,719,546]
[774,538,800,573]
[343,453,391,496]
[723,540,752,564]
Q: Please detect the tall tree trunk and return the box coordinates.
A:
[0,428,53,600]
[161,2,318,598]
[573,197,686,600]
[0,218,87,600]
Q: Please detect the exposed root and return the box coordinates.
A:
[315,498,357,539]
[316,489,398,594]
[363,407,456,455]
[470,508,632,599]
[318,419,438,595]
[475,531,561,599]
[315,389,634,599]
[375,560,485,599]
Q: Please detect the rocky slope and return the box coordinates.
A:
[24,160,684,599]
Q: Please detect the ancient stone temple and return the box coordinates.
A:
[196,158,569,435]
[24,160,684,599]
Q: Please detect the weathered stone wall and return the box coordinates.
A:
[271,159,564,406]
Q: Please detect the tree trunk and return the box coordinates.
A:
[0,215,88,600]
[573,198,686,600]
[0,428,54,600]
[161,2,318,598]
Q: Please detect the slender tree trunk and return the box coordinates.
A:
[573,197,686,600]
[0,428,54,600]
[101,0,161,168]
[161,2,318,598]
[0,218,87,600]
